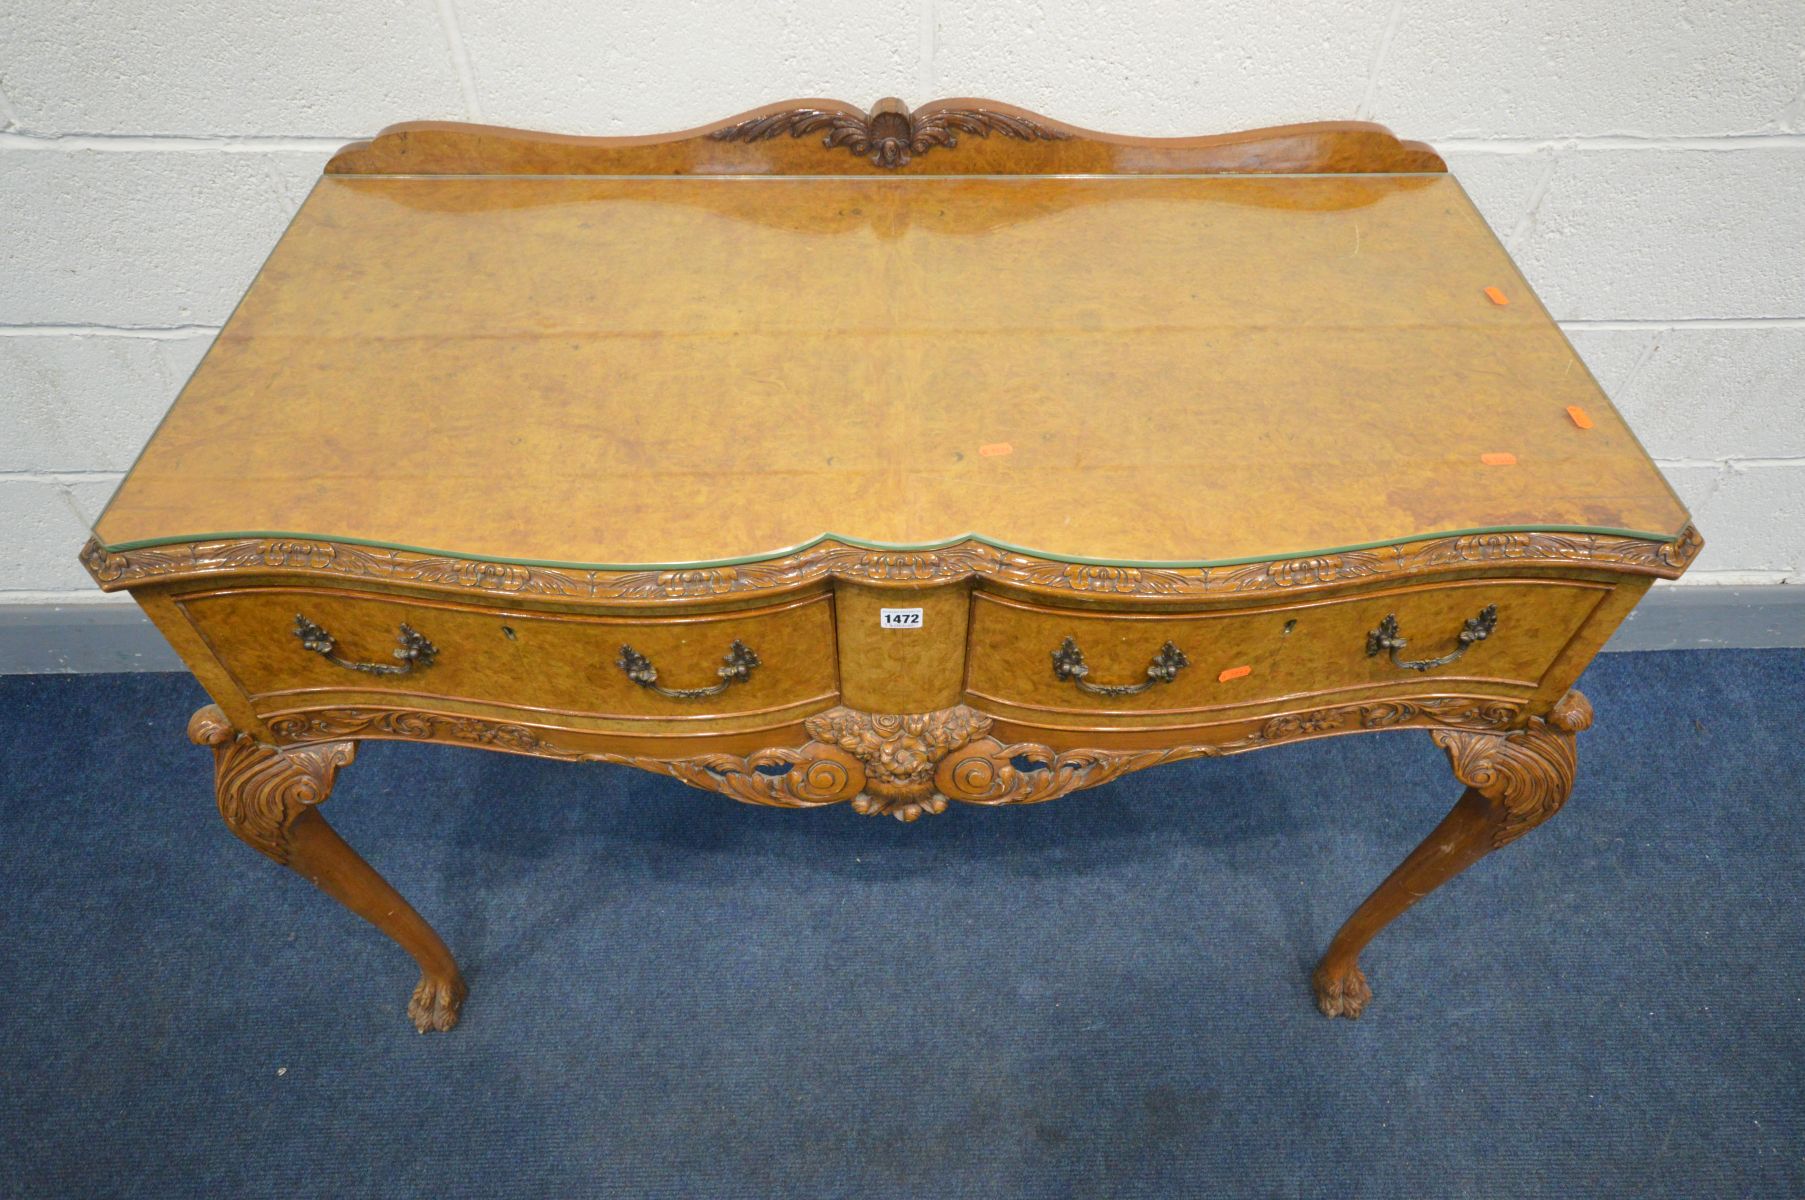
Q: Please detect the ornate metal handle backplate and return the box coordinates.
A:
[1366,605,1498,672]
[293,614,438,676]
[617,639,760,700]
[1051,636,1189,696]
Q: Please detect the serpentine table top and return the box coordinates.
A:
[92,106,1687,571]
[81,99,1699,1033]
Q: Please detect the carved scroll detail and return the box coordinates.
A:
[710,98,1068,168]
[1431,689,1593,847]
[1655,525,1706,570]
[938,740,1209,806]
[188,705,355,863]
[615,746,864,810]
[594,705,993,821]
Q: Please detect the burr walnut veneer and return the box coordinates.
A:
[81,99,1699,1033]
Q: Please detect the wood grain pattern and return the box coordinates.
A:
[326,98,1446,176]
[833,580,969,714]
[172,583,839,724]
[964,578,1605,725]
[88,169,1693,568]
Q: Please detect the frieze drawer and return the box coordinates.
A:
[963,579,1609,723]
[175,585,839,724]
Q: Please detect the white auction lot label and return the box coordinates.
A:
[879,607,924,629]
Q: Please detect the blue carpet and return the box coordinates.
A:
[0,650,1801,1198]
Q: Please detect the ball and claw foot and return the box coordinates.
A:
[409,973,468,1033]
[1313,961,1372,1019]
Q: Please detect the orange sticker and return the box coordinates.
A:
[978,442,1013,457]
[1218,665,1252,682]
[1481,452,1517,466]
[1484,286,1510,306]
[1566,405,1594,429]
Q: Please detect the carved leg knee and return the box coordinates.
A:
[190,705,467,1033]
[1313,690,1593,1019]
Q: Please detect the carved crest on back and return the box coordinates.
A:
[708,97,1069,168]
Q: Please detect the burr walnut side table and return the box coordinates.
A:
[81,98,1701,1033]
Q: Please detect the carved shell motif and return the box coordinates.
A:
[710,98,1068,168]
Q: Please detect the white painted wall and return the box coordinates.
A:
[4,1,1801,602]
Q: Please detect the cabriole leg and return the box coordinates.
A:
[188,705,467,1032]
[1313,690,1593,1018]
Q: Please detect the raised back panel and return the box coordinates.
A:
[327,97,1448,177]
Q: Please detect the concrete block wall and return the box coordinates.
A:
[4,1,1801,604]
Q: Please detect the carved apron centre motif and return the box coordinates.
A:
[802,705,993,821]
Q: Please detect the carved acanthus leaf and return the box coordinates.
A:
[1430,690,1592,847]
[189,705,355,864]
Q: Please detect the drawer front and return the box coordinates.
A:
[177,585,838,722]
[965,579,1607,719]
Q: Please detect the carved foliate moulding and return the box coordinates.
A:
[255,695,1527,822]
[266,707,574,757]
[79,524,1703,605]
[81,537,594,597]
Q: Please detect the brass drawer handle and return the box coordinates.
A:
[1051,636,1189,696]
[1366,605,1498,672]
[617,639,760,700]
[294,614,438,676]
